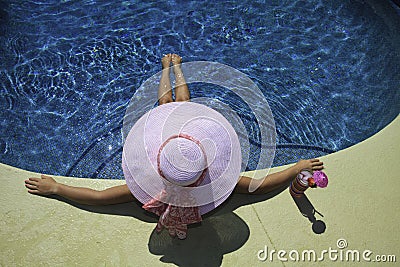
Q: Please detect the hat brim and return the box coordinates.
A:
[122,102,242,215]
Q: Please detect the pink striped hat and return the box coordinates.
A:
[122,102,241,238]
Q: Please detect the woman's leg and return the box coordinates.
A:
[235,159,324,194]
[171,54,190,102]
[158,54,173,105]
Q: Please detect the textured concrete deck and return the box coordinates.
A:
[1,116,399,266]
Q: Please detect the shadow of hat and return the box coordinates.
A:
[148,212,249,267]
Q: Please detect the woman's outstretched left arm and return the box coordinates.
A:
[235,159,324,194]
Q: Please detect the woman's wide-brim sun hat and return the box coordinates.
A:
[122,101,242,215]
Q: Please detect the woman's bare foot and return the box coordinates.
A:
[161,53,172,70]
[171,54,182,73]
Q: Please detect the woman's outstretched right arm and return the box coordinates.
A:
[25,175,136,205]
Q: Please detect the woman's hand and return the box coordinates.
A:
[294,159,324,173]
[25,175,59,195]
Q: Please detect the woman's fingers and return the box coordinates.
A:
[311,158,323,164]
[25,175,56,195]
[25,183,37,189]
[25,177,42,190]
[311,159,324,170]
[313,165,324,170]
[26,175,53,185]
[25,178,38,186]
[25,182,45,195]
[27,189,40,194]
[25,182,41,194]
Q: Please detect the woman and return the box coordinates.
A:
[24,54,324,238]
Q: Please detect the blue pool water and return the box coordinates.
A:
[1,0,399,179]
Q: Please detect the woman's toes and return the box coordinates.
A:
[172,54,182,65]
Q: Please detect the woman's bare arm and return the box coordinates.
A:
[25,175,136,205]
[235,159,324,194]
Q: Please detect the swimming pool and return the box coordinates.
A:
[1,0,399,179]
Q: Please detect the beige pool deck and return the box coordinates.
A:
[1,115,399,266]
